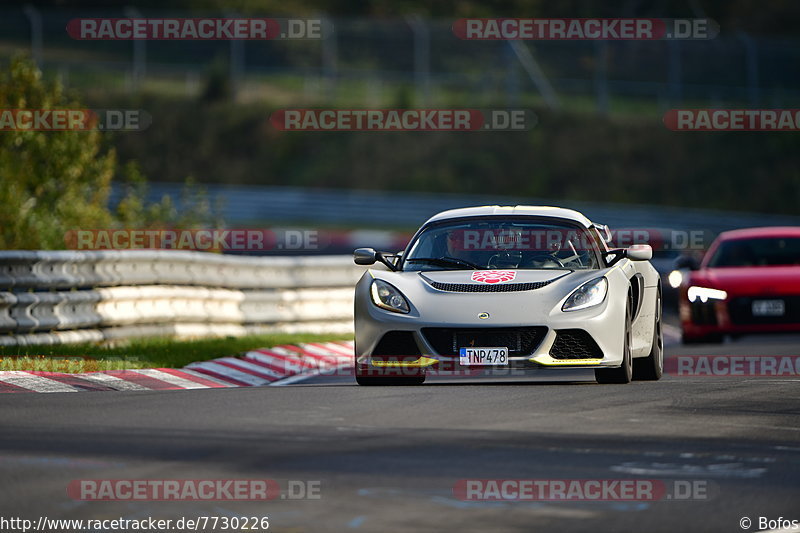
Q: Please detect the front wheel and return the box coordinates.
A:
[595,299,633,384]
[633,289,663,381]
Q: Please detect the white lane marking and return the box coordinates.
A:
[328,340,355,352]
[0,371,78,393]
[300,343,351,359]
[213,357,282,379]
[244,351,313,374]
[300,344,348,366]
[266,346,332,368]
[185,361,271,386]
[611,461,766,478]
[318,342,355,356]
[270,364,352,386]
[77,372,150,391]
[134,369,209,389]
[178,368,236,387]
[266,346,303,356]
[0,341,354,393]
[297,343,339,355]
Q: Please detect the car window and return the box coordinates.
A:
[403,218,601,271]
[707,237,800,267]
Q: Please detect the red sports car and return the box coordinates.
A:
[677,227,800,343]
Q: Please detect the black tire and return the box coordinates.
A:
[633,288,663,381]
[595,299,633,384]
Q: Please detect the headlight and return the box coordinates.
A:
[370,279,410,313]
[668,270,683,288]
[687,286,727,303]
[562,277,608,312]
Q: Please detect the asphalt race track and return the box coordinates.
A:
[1,335,798,533]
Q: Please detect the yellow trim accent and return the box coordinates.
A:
[532,358,605,366]
[370,356,439,368]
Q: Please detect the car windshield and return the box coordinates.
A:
[402,218,601,271]
[707,237,800,267]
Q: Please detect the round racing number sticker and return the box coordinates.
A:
[471,270,517,284]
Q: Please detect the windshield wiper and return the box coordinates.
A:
[405,256,481,269]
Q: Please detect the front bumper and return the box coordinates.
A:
[355,298,624,371]
[356,328,610,371]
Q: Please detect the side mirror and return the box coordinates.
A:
[353,247,377,265]
[626,244,652,261]
[354,248,400,271]
[674,255,700,271]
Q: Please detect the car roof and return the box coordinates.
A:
[717,226,800,241]
[423,205,594,228]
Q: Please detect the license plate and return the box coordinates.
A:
[459,347,508,365]
[752,299,785,317]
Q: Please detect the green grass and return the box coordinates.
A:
[0,332,353,373]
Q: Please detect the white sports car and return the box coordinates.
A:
[353,206,663,385]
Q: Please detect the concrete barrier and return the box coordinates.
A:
[0,250,364,346]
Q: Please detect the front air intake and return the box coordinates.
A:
[372,331,421,356]
[549,329,603,359]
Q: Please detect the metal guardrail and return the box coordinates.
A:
[0,251,364,346]
[7,8,800,110]
[114,183,800,234]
